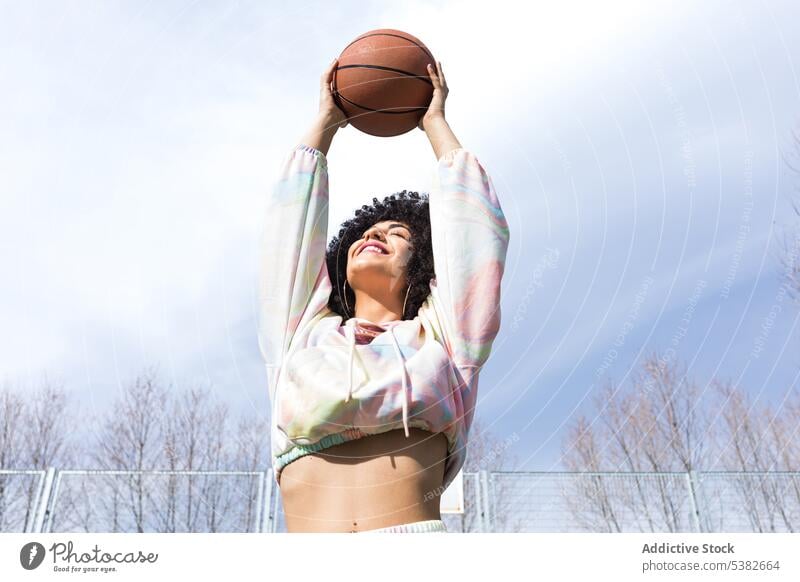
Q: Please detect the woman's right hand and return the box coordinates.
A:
[319,58,348,130]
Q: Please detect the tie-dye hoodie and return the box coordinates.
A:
[258,143,510,492]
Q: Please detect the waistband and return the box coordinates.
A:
[356,519,448,533]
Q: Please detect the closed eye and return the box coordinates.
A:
[359,232,409,240]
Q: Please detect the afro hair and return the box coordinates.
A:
[326,189,435,321]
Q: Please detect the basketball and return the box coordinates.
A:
[332,29,436,137]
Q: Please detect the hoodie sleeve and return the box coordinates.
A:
[428,148,511,370]
[257,144,333,371]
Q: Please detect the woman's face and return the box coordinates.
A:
[346,220,413,292]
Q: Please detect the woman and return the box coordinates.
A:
[258,59,510,533]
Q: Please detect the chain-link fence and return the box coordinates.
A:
[2,469,797,533]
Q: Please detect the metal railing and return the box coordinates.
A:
[1,469,797,533]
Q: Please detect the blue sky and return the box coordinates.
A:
[1,0,799,471]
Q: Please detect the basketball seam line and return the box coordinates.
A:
[335,92,425,115]
[336,63,433,87]
[339,32,436,63]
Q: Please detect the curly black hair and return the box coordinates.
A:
[326,190,435,321]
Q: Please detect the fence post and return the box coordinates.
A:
[473,472,484,532]
[26,470,46,533]
[479,470,493,533]
[686,470,703,533]
[32,467,56,534]
[270,473,282,533]
[263,469,276,533]
[253,471,265,533]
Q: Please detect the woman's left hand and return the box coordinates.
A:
[418,60,449,131]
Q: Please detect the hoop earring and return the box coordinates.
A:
[402,284,411,318]
[343,280,352,318]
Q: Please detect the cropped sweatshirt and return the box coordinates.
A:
[257,143,510,492]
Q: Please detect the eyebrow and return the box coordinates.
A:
[363,222,411,237]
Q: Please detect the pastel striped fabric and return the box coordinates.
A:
[258,144,510,492]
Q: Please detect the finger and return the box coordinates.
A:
[436,60,445,84]
[322,58,338,86]
[427,63,439,86]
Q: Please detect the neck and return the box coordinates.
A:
[351,289,405,323]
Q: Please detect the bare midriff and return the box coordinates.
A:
[278,428,449,533]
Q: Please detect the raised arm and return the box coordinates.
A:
[299,58,348,156]
[419,61,462,160]
[421,60,511,368]
[257,60,348,371]
[428,147,510,368]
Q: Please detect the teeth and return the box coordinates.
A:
[361,246,385,255]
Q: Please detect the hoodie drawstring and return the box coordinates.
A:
[344,321,410,438]
[344,324,356,404]
[387,326,411,438]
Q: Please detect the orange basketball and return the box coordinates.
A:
[332,29,436,137]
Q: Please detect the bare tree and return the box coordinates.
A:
[711,378,800,532]
[769,388,800,472]
[233,412,270,472]
[232,412,270,531]
[161,387,214,532]
[21,374,75,469]
[161,389,266,533]
[562,353,715,532]
[1,367,272,533]
[563,411,624,533]
[202,399,233,532]
[0,375,79,532]
[20,374,77,531]
[0,382,25,470]
[0,382,26,531]
[91,366,168,532]
[69,368,264,533]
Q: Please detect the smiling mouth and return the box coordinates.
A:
[358,245,389,256]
